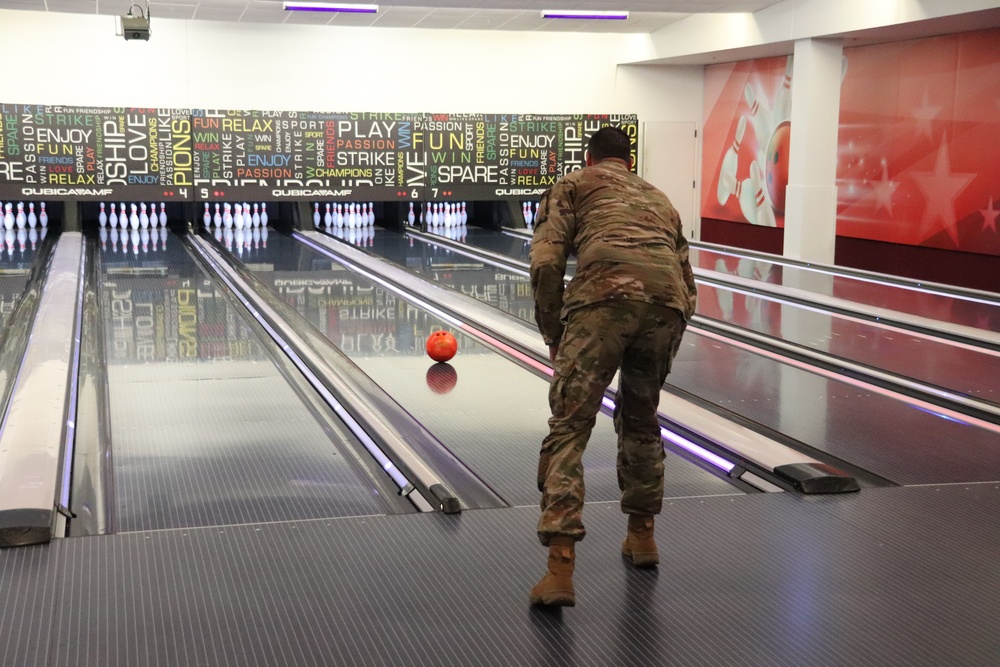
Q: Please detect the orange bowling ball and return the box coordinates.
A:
[765,120,791,214]
[426,330,458,363]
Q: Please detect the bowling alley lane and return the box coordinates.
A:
[0,228,44,331]
[217,229,741,507]
[459,227,1000,410]
[369,227,1000,487]
[690,244,1000,336]
[89,229,410,533]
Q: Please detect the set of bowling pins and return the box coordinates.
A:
[99,227,167,255]
[522,201,540,228]
[425,219,467,242]
[2,201,49,230]
[203,202,269,230]
[330,224,375,248]
[408,201,467,228]
[98,202,168,230]
[3,227,47,257]
[716,56,794,227]
[314,202,375,230]
[215,226,269,257]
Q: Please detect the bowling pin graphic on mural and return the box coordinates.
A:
[717,116,747,206]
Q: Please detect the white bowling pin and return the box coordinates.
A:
[129,203,140,230]
[750,161,776,227]
[139,203,149,229]
[109,203,118,229]
[234,203,244,229]
[717,116,747,206]
[204,203,212,227]
[251,203,261,227]
[159,202,167,227]
[736,176,757,225]
[39,202,48,227]
[260,202,269,227]
[214,203,222,227]
[27,202,37,229]
[15,203,26,230]
[460,202,467,224]
[323,203,332,227]
[407,202,415,225]
[99,202,108,227]
[772,56,793,126]
[223,203,233,229]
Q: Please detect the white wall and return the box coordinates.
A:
[638,0,1000,63]
[0,9,693,119]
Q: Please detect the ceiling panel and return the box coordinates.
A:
[0,0,787,33]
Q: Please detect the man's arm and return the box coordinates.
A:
[529,181,575,346]
[675,228,698,320]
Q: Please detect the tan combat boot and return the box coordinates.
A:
[529,536,576,607]
[622,514,659,567]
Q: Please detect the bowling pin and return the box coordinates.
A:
[129,203,140,230]
[750,161,777,227]
[234,203,244,230]
[772,56,793,126]
[39,202,48,227]
[159,202,168,227]
[223,203,233,229]
[110,203,118,229]
[323,203,332,227]
[717,116,747,206]
[214,203,222,227]
[743,82,773,154]
[735,176,757,225]
[367,202,375,225]
[204,203,212,228]
[99,202,108,227]
[260,202,268,227]
[251,203,261,228]
[460,202,467,224]
[139,202,149,229]
[407,202,415,225]
[443,202,452,227]
[27,202,37,229]
[15,203,26,230]
[4,203,14,231]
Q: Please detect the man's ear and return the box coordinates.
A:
[585,151,594,167]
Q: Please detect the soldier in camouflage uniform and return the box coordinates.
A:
[528,126,697,607]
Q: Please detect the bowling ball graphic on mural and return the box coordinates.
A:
[426,330,458,363]
[765,121,791,214]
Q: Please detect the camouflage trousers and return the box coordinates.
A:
[537,301,686,546]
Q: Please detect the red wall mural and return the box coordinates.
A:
[702,28,1000,259]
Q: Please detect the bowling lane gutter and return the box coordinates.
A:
[298,229,858,496]
[186,231,505,515]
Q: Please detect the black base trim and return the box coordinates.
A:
[0,509,52,547]
[773,463,861,494]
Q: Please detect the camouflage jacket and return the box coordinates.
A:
[529,159,697,345]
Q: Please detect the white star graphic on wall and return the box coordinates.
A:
[912,88,942,141]
[910,136,976,245]
[871,162,899,214]
[980,197,1000,233]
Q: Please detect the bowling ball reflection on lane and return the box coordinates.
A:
[426,363,458,394]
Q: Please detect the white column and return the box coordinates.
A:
[783,38,844,263]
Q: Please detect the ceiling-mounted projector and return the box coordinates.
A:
[121,3,151,41]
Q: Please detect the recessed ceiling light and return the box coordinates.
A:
[541,10,629,20]
[283,2,379,13]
